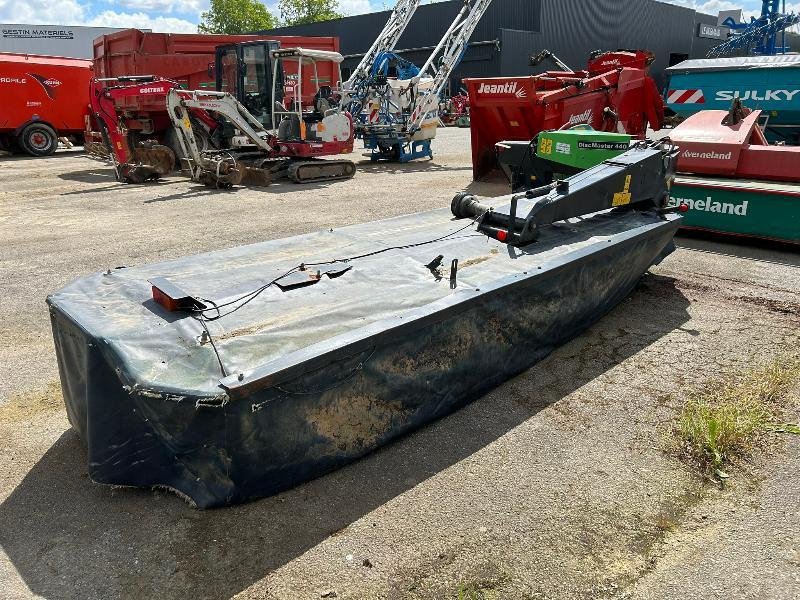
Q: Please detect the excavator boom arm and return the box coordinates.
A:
[166,89,275,160]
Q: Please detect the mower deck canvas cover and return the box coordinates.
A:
[48,206,680,507]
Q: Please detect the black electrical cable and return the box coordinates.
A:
[188,212,490,377]
[195,316,228,377]
[193,265,302,321]
[304,218,480,266]
[193,216,484,324]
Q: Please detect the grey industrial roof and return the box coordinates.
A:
[666,54,800,73]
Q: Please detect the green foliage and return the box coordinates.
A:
[198,0,275,34]
[456,582,488,600]
[278,0,342,26]
[675,356,800,478]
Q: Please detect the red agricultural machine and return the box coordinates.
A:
[464,49,665,179]
[85,29,351,185]
[439,93,469,126]
[0,53,92,156]
[93,29,340,106]
[88,42,355,185]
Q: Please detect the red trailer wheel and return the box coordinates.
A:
[20,123,58,157]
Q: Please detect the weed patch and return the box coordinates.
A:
[674,355,800,479]
[453,567,508,599]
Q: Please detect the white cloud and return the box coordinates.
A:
[264,0,373,20]
[85,10,197,32]
[668,0,752,18]
[0,0,199,31]
[114,0,208,16]
[339,0,372,16]
[1,0,795,39]
[0,0,87,23]
[668,1,800,34]
[668,0,800,21]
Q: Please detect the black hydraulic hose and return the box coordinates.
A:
[522,182,557,199]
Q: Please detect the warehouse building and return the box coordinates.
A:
[0,24,136,58]
[258,0,723,91]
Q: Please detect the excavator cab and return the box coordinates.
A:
[216,41,283,128]
[269,48,352,145]
[166,44,355,187]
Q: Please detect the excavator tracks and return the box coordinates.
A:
[202,156,356,187]
[287,159,357,184]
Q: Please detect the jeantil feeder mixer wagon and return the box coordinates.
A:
[464,50,664,180]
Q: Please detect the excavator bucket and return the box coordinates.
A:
[237,158,291,187]
[239,168,277,187]
[132,144,175,175]
[117,144,176,184]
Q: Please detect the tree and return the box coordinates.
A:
[198,0,275,34]
[278,0,342,26]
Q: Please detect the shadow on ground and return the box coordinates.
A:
[58,167,119,184]
[53,160,472,198]
[0,149,86,162]
[55,177,217,201]
[462,172,510,199]
[354,160,472,176]
[142,183,242,203]
[675,232,800,266]
[0,274,690,600]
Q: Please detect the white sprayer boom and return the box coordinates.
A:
[407,0,493,134]
[343,0,422,95]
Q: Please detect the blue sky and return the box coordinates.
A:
[0,0,793,34]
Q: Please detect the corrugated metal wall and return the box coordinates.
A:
[260,0,540,53]
[257,0,719,90]
[533,0,716,87]
[256,0,539,87]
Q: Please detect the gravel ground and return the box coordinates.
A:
[0,128,798,600]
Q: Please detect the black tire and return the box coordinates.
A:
[0,134,24,154]
[20,123,58,156]
[9,136,24,154]
[163,122,213,171]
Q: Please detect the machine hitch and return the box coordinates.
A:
[452,141,679,246]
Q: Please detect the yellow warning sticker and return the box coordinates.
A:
[540,138,553,155]
[612,192,631,206]
[612,174,632,206]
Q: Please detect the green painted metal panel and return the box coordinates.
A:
[670,177,800,243]
[537,129,631,170]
